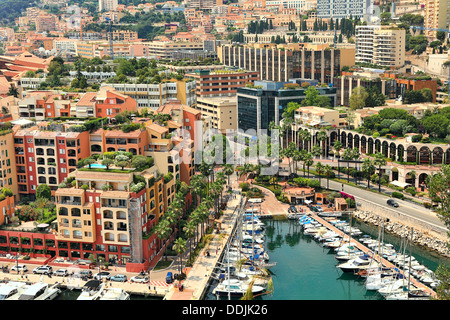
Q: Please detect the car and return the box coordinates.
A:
[110,274,127,282]
[315,206,324,212]
[54,269,69,277]
[166,271,173,284]
[290,206,297,213]
[130,275,149,283]
[310,206,317,212]
[73,270,93,279]
[33,265,53,275]
[387,199,399,208]
[11,264,28,272]
[94,271,111,281]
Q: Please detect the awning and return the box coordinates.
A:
[390,180,411,188]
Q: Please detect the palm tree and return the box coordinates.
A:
[324,164,333,189]
[292,149,302,175]
[315,162,324,186]
[183,221,197,263]
[304,153,314,178]
[190,174,206,206]
[333,140,343,179]
[311,144,321,159]
[299,130,311,152]
[172,237,187,277]
[373,152,387,193]
[351,148,361,184]
[223,164,234,186]
[154,219,171,261]
[342,148,354,183]
[362,158,375,189]
[8,85,19,98]
[316,130,328,158]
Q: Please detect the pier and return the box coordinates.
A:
[308,212,438,298]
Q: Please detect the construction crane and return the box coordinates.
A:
[409,25,450,98]
[105,17,114,60]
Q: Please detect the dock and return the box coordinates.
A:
[308,212,438,298]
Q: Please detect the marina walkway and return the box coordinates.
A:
[308,213,438,298]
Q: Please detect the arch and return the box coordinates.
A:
[368,137,374,154]
[116,210,127,220]
[347,132,353,149]
[103,210,113,219]
[49,177,57,185]
[374,139,381,154]
[107,147,115,152]
[104,221,114,230]
[38,176,46,184]
[419,146,431,164]
[406,145,417,163]
[432,147,443,164]
[354,134,360,150]
[389,142,397,161]
[360,136,367,154]
[37,167,46,174]
[397,144,404,163]
[330,131,338,146]
[341,132,347,148]
[391,167,399,181]
[71,208,81,216]
[46,149,55,156]
[118,234,128,243]
[91,144,102,152]
[418,173,428,189]
[104,232,115,242]
[405,171,416,186]
[129,148,137,155]
[382,141,389,157]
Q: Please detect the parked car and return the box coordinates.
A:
[73,270,93,279]
[387,199,399,208]
[290,206,297,213]
[33,265,53,275]
[110,274,127,282]
[166,272,174,284]
[315,206,324,212]
[11,264,28,272]
[130,275,149,283]
[310,206,317,212]
[54,269,69,277]
[94,271,111,281]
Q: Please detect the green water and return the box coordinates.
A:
[205,218,450,300]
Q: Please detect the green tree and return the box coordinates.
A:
[422,114,450,138]
[36,184,51,200]
[349,86,369,110]
[373,152,387,192]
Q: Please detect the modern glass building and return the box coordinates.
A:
[237,80,337,136]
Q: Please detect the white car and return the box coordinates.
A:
[33,265,53,275]
[11,264,28,272]
[130,275,149,283]
[54,269,69,277]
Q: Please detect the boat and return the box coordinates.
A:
[16,282,60,300]
[385,289,431,300]
[212,278,266,297]
[77,280,104,300]
[317,211,342,218]
[337,255,380,273]
[98,287,130,300]
[0,281,28,300]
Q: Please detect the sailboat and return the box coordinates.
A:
[212,278,266,297]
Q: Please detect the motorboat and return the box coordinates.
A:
[317,211,342,218]
[335,252,362,262]
[385,289,431,300]
[77,280,105,300]
[16,282,60,300]
[377,279,410,297]
[212,279,266,297]
[337,255,379,273]
[0,281,28,300]
[98,287,130,300]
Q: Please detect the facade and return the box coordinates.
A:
[317,0,372,19]
[186,68,260,98]
[35,15,57,33]
[101,79,197,110]
[99,0,119,11]
[237,80,337,135]
[294,106,343,127]
[218,43,355,85]
[423,0,450,39]
[144,41,204,60]
[355,25,406,68]
[196,96,238,132]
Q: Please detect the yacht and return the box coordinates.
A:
[212,278,266,297]
[98,287,130,300]
[77,280,104,300]
[337,255,379,273]
[0,281,28,300]
[17,282,60,300]
[385,289,431,300]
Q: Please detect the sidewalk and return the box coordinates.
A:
[165,193,242,300]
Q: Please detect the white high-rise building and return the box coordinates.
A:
[99,0,118,12]
[356,25,406,67]
[317,0,372,19]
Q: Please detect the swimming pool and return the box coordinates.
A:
[88,163,107,169]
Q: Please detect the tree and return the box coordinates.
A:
[362,158,375,189]
[8,85,19,98]
[373,152,387,192]
[101,158,114,169]
[324,164,333,189]
[36,184,51,200]
[422,114,450,138]
[333,140,343,178]
[315,162,324,186]
[349,86,369,110]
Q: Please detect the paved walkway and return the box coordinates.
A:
[165,193,243,300]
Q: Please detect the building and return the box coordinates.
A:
[317,0,372,19]
[218,43,355,85]
[196,96,238,133]
[294,106,343,127]
[99,0,118,11]
[107,30,138,42]
[237,80,337,135]
[355,25,406,68]
[423,0,450,39]
[144,41,204,60]
[186,68,260,98]
[101,79,197,110]
[35,15,57,33]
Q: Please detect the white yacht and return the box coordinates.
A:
[0,281,28,300]
[17,282,60,300]
[77,280,105,300]
[98,287,130,300]
[337,255,380,273]
[212,278,266,297]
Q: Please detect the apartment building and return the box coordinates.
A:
[423,0,450,39]
[196,96,238,133]
[186,68,260,98]
[294,106,343,127]
[99,0,119,11]
[101,79,197,110]
[35,15,57,33]
[218,43,355,85]
[317,0,372,19]
[355,25,406,68]
[107,30,138,42]
[144,41,204,60]
[0,132,18,199]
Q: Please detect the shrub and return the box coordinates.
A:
[239,182,250,191]
[391,191,404,199]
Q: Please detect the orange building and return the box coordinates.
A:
[94,87,137,118]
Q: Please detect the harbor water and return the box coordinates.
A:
[205,217,450,300]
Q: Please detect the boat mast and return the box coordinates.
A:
[407,227,413,299]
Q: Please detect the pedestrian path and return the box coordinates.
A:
[164,192,243,300]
